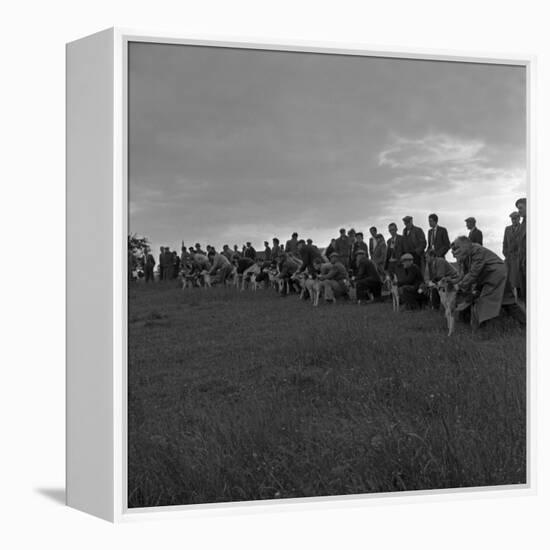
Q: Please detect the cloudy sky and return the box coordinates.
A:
[128,42,526,258]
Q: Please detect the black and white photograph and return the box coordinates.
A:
[127,41,527,508]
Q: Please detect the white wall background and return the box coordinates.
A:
[1,1,548,548]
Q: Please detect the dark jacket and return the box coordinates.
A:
[351,240,369,260]
[468,227,483,245]
[385,235,405,268]
[427,225,451,257]
[322,261,348,281]
[334,235,351,258]
[298,244,321,272]
[396,263,424,289]
[236,257,255,274]
[355,257,381,282]
[402,225,427,257]
[244,246,257,260]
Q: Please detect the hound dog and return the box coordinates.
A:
[181,273,197,290]
[418,280,441,310]
[437,280,480,335]
[384,274,400,312]
[437,280,458,336]
[199,270,212,289]
[241,263,261,291]
[292,272,322,306]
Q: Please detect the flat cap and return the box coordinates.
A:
[402,215,413,222]
[400,253,414,261]
[509,211,520,218]
[464,217,476,223]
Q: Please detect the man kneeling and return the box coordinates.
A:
[353,249,382,303]
[318,252,349,303]
[396,253,426,310]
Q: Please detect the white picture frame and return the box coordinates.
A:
[66,27,536,522]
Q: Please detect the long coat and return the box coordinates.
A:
[457,244,515,324]
[402,225,427,258]
[502,224,522,288]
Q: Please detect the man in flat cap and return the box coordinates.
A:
[515,197,527,303]
[465,217,483,245]
[502,211,522,297]
[395,252,426,310]
[353,249,382,303]
[402,216,427,271]
[318,252,349,302]
[451,236,524,328]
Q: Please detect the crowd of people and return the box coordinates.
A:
[131,197,527,329]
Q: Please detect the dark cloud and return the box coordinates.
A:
[129,43,526,256]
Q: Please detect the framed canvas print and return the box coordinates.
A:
[66,28,535,522]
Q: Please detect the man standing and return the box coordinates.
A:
[271,238,282,264]
[371,234,387,278]
[385,223,404,275]
[350,231,369,274]
[515,197,527,303]
[263,241,272,261]
[172,250,180,279]
[451,236,524,327]
[161,246,172,281]
[285,232,299,256]
[427,213,451,258]
[465,217,483,245]
[244,242,256,260]
[334,228,352,269]
[368,226,378,258]
[158,246,165,281]
[502,211,522,296]
[325,238,336,260]
[318,252,349,303]
[353,249,382,303]
[144,249,156,283]
[402,216,427,270]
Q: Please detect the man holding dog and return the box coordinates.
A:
[318,252,349,303]
[396,253,426,310]
[353,249,382,303]
[451,236,524,327]
[208,250,233,285]
[297,239,322,275]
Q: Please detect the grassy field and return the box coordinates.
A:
[127,281,526,508]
